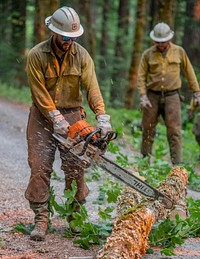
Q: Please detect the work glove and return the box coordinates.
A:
[139,94,152,109]
[192,92,200,107]
[49,110,70,135]
[97,114,112,137]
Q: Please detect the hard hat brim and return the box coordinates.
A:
[45,16,84,37]
[150,30,174,42]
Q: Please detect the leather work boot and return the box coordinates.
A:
[29,201,49,241]
[30,221,48,241]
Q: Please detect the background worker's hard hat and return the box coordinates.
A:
[45,6,84,37]
[150,22,174,42]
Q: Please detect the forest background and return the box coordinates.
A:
[1,2,200,255]
[1,0,200,109]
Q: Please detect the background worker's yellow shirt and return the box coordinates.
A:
[137,43,200,95]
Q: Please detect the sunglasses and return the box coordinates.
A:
[62,36,77,41]
[155,41,168,44]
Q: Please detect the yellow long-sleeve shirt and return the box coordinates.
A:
[27,37,105,118]
[137,43,200,95]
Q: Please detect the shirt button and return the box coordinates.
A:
[54,100,58,104]
[56,88,59,92]
[162,77,164,81]
[161,86,164,89]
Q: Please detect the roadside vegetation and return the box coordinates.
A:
[1,83,200,256]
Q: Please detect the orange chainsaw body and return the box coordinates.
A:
[68,120,97,139]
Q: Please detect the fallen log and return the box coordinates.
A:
[96,166,188,259]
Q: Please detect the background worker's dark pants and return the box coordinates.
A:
[25,105,89,205]
[192,113,200,146]
[141,91,182,165]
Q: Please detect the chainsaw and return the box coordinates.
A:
[53,120,173,209]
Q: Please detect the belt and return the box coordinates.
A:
[57,107,80,114]
[148,89,179,96]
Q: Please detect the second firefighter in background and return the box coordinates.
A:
[137,22,200,165]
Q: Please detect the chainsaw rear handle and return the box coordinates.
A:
[77,130,117,156]
[77,129,100,156]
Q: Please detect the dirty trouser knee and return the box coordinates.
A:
[60,151,89,202]
[59,147,89,203]
[165,94,182,165]
[141,93,159,156]
[25,105,56,203]
[58,109,89,203]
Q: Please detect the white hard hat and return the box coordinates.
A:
[45,6,84,37]
[150,22,174,42]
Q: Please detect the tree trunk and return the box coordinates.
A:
[0,0,12,41]
[11,0,26,52]
[97,167,188,259]
[110,0,130,108]
[153,0,176,27]
[77,0,96,59]
[124,0,147,109]
[11,0,27,86]
[183,0,200,68]
[148,0,157,30]
[34,0,59,44]
[98,0,110,99]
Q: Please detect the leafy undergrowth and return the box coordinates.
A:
[13,129,200,255]
[51,179,122,250]
[14,168,200,256]
[148,198,200,256]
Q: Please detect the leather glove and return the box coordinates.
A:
[140,94,152,109]
[97,114,112,137]
[49,110,70,135]
[193,92,200,107]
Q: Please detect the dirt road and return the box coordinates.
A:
[0,98,200,259]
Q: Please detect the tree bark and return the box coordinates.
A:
[153,0,176,27]
[124,0,146,109]
[11,0,27,86]
[11,0,26,53]
[183,0,200,68]
[78,0,96,59]
[34,0,59,44]
[97,167,188,259]
[110,0,130,108]
[98,0,110,99]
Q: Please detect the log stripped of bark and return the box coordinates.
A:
[97,167,188,259]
